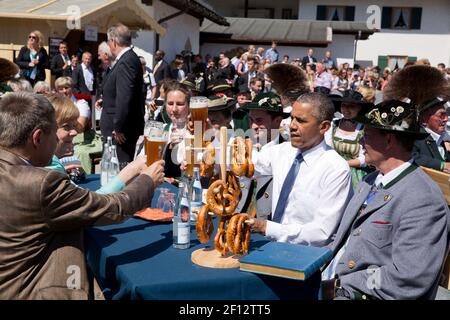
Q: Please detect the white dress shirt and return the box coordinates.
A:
[424,127,450,159]
[81,63,94,92]
[255,140,353,246]
[70,95,90,119]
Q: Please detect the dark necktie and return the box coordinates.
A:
[271,152,304,223]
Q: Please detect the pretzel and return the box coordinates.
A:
[206,179,238,216]
[196,205,214,243]
[231,136,248,177]
[214,216,231,256]
[227,172,241,200]
[225,214,241,253]
[200,141,215,177]
[226,213,251,255]
[245,138,255,178]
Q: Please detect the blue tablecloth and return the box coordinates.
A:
[81,175,321,300]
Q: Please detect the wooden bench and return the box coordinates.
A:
[421,167,450,290]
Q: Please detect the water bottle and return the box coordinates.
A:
[173,181,191,249]
[100,143,111,187]
[108,145,120,181]
[107,136,113,151]
[190,167,203,224]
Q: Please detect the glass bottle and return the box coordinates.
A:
[108,145,120,181]
[100,143,111,187]
[190,167,203,224]
[173,181,191,249]
[106,136,113,152]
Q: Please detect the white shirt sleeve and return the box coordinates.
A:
[357,143,366,167]
[150,72,156,87]
[253,143,276,176]
[324,125,333,148]
[76,99,91,119]
[265,156,353,246]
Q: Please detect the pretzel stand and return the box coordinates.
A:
[191,127,256,268]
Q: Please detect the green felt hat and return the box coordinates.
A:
[354,99,429,139]
[244,92,290,118]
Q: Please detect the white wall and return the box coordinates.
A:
[297,0,450,66]
[134,0,200,65]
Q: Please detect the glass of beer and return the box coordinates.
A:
[184,134,195,177]
[144,121,168,166]
[190,96,208,139]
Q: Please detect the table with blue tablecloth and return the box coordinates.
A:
[81,175,322,300]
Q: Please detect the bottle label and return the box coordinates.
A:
[177,223,190,244]
[100,171,108,187]
[190,201,202,222]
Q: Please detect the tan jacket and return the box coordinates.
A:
[0,148,155,299]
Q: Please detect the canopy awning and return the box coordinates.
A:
[0,0,166,35]
[200,17,375,46]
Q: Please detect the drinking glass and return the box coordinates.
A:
[144,120,168,166]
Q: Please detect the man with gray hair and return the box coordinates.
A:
[0,92,164,299]
[100,23,146,163]
[95,41,114,104]
[249,92,353,247]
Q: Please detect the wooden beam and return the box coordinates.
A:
[26,0,58,13]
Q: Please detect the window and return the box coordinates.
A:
[381,7,422,30]
[282,8,292,20]
[316,5,355,21]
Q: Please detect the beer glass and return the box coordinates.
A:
[144,120,168,166]
[190,96,208,137]
[184,134,196,177]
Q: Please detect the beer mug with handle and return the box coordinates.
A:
[144,120,168,166]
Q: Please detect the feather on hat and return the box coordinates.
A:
[265,64,309,99]
[383,65,450,107]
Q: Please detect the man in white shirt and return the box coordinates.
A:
[314,63,333,95]
[249,92,353,247]
[72,51,96,95]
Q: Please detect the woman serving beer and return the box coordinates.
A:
[161,81,192,178]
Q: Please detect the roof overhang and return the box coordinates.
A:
[0,0,166,36]
[160,0,229,26]
[200,17,376,46]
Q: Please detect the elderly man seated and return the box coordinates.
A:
[413,97,450,172]
[0,92,165,299]
[322,99,450,300]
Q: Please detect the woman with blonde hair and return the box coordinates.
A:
[55,76,91,131]
[16,30,49,85]
[45,94,148,193]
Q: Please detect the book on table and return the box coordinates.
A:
[239,241,332,280]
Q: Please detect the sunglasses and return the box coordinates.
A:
[29,35,37,39]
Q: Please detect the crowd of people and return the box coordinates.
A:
[0,23,450,300]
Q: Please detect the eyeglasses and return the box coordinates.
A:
[29,35,36,39]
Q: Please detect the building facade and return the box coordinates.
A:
[204,0,450,68]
